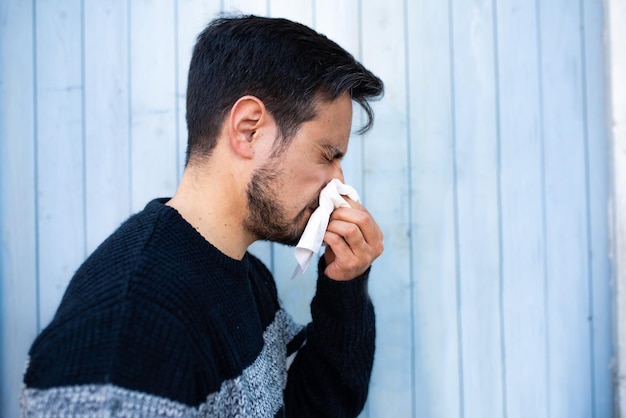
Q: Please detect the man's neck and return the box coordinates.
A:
[166,164,254,260]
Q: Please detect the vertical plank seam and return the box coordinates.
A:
[127,0,133,214]
[174,0,181,182]
[535,0,551,415]
[447,0,465,416]
[32,0,41,333]
[401,0,416,415]
[80,0,87,261]
[491,0,508,417]
[578,0,598,415]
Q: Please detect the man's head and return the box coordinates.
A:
[185,15,384,165]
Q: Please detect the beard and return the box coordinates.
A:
[244,164,314,246]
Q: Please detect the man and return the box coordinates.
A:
[22,15,384,417]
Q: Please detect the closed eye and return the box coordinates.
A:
[319,143,345,163]
[322,153,337,163]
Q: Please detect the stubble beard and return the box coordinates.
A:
[244,164,313,246]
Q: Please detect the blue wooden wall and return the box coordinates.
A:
[0,0,612,417]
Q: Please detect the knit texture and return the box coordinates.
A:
[22,199,375,417]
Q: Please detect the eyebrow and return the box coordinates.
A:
[320,143,346,160]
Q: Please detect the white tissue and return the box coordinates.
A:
[292,179,360,278]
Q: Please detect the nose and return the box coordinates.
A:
[331,161,344,183]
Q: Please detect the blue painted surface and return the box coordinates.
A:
[0,0,613,417]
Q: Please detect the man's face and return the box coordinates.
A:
[243,93,352,245]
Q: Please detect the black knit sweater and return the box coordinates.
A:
[22,199,375,417]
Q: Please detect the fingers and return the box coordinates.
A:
[322,203,384,281]
[330,202,382,248]
[341,196,365,211]
[326,219,369,253]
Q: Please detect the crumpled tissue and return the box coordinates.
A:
[292,179,360,278]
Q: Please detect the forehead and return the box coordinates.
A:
[315,93,353,122]
[303,94,353,142]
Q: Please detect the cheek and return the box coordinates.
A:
[283,184,319,215]
[280,159,330,205]
[284,168,324,192]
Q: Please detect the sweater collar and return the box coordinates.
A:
[146,198,250,279]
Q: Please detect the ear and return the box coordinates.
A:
[227,96,269,159]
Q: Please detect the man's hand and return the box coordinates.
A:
[323,197,384,281]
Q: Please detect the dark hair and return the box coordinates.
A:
[185,14,384,164]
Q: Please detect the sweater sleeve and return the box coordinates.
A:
[283,257,376,418]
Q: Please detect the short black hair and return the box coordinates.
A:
[185,15,384,164]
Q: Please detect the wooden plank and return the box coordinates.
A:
[221,0,268,16]
[606,0,626,414]
[407,0,461,416]
[581,0,613,415]
[269,0,312,22]
[130,0,178,212]
[314,0,360,55]
[0,1,38,416]
[83,0,131,253]
[450,0,504,416]
[495,1,549,417]
[539,0,593,415]
[35,0,86,328]
[360,0,413,415]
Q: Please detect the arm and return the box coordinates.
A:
[284,199,383,417]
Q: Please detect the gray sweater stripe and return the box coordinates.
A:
[21,309,304,418]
